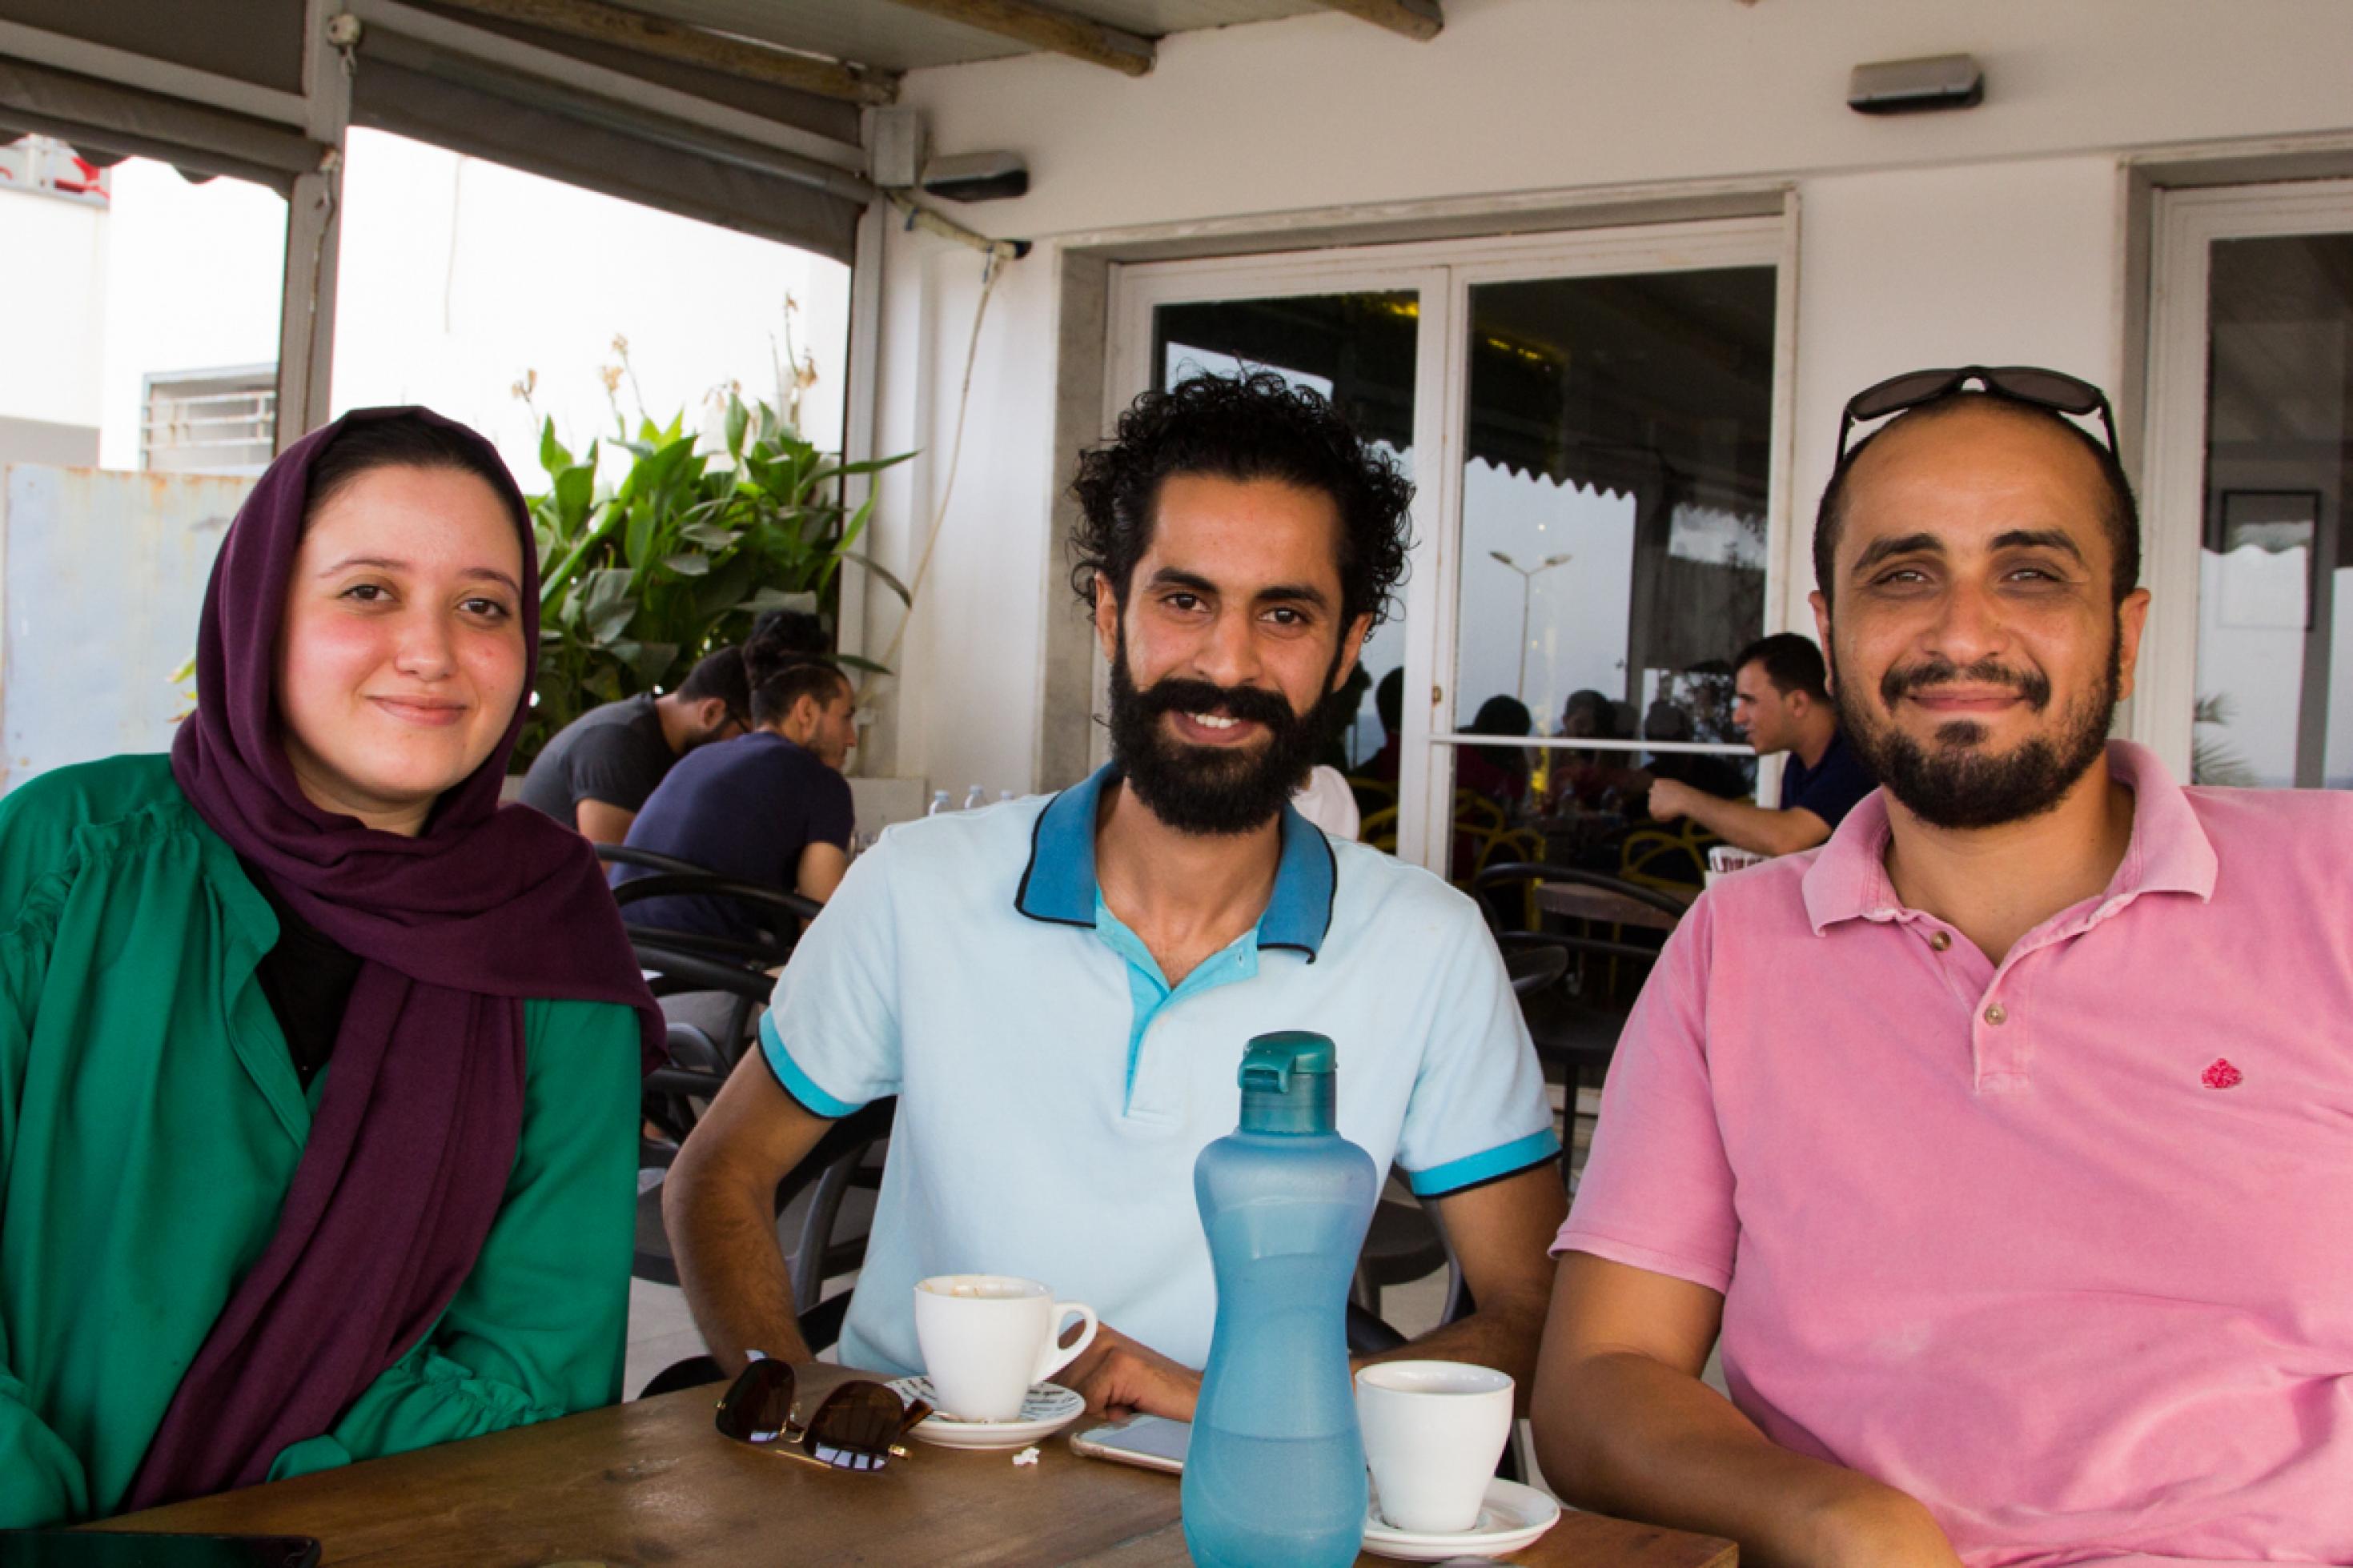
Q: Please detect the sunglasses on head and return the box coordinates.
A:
[1837,365,2118,463]
[714,1355,932,1473]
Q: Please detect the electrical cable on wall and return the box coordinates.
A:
[871,215,1016,676]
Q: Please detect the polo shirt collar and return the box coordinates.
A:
[1015,762,1336,959]
[1801,739,2218,936]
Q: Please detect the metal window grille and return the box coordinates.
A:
[140,367,277,475]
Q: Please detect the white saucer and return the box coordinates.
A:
[1360,1477,1563,1562]
[887,1377,1086,1450]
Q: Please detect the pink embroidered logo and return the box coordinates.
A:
[2201,1058,2243,1090]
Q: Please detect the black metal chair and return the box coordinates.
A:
[1472,861,1688,1185]
[628,925,891,1378]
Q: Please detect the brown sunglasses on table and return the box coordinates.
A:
[714,1355,934,1473]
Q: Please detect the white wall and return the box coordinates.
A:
[869,0,2353,795]
[95,162,287,469]
[0,193,108,432]
[0,156,285,469]
[1782,157,2124,634]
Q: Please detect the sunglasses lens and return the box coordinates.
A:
[1849,369,1962,421]
[1985,367,2102,415]
[716,1358,797,1444]
[803,1383,912,1471]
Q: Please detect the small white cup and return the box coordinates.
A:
[913,1274,1098,1422]
[1355,1360,1515,1534]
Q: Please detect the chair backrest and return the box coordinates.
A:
[1472,860,1690,925]
[1358,804,1399,853]
[593,843,710,879]
[1620,820,1713,892]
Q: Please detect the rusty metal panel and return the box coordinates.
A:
[0,465,248,792]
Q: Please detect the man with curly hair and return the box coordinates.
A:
[667,372,1567,1422]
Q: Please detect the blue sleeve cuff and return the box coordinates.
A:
[758,1011,863,1120]
[1405,1127,1562,1197]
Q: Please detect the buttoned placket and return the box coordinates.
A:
[1876,890,2145,1094]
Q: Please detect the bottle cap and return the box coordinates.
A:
[1237,1030,1337,1134]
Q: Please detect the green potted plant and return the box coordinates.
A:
[516,389,911,768]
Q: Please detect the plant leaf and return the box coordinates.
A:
[725,395,749,460]
[804,451,918,488]
[838,551,913,606]
[832,652,893,676]
[662,551,712,577]
[745,587,819,613]
[680,521,739,548]
[539,417,572,476]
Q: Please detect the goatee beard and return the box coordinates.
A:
[1106,634,1348,836]
[1834,630,2119,832]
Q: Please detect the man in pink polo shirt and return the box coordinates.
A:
[1532,367,2353,1568]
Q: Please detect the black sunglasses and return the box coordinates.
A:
[714,1356,931,1472]
[1837,365,2118,463]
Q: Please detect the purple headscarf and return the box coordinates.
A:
[126,407,664,1510]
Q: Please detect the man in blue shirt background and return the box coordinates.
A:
[665,371,1566,1420]
[1647,633,1877,856]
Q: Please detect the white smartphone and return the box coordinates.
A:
[1068,1414,1191,1474]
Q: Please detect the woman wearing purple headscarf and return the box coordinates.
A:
[0,408,664,1526]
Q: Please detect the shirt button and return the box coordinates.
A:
[1983,1003,2007,1025]
[1929,931,1952,952]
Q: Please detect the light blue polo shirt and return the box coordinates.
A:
[760,764,1560,1377]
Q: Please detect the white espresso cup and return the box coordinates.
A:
[913,1274,1098,1422]
[1355,1360,1516,1534]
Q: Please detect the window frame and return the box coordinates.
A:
[2143,176,2353,784]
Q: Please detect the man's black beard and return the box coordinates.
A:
[1107,636,1348,836]
[1834,628,2119,832]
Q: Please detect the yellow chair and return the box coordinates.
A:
[1358,805,1399,854]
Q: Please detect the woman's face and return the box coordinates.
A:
[275,464,528,835]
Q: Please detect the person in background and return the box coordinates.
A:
[1633,700,1750,804]
[1458,694,1532,808]
[1548,688,1643,813]
[1290,761,1362,840]
[517,646,753,844]
[663,371,1564,1422]
[0,409,659,1528]
[1645,632,1876,856]
[1533,370,2353,1566]
[613,620,857,947]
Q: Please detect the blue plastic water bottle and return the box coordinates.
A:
[1183,1031,1379,1568]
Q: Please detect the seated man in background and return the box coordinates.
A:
[517,646,750,844]
[1644,632,1875,856]
[665,371,1565,1419]
[614,628,857,945]
[1534,368,2353,1566]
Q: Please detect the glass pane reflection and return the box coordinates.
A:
[2196,234,2353,789]
[1451,267,1776,819]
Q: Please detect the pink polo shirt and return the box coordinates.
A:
[1556,743,2353,1567]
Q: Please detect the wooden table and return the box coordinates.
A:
[102,1388,1733,1566]
[1533,880,1692,933]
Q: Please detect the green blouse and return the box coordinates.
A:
[0,756,641,1526]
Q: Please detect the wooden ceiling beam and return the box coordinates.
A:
[426,0,901,106]
[877,0,1156,77]
[1311,0,1444,42]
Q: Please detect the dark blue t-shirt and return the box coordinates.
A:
[614,732,854,943]
[1778,727,1877,831]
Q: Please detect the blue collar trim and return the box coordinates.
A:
[1015,763,1336,960]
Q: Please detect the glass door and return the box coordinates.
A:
[1440,263,1779,881]
[1110,217,1793,878]
[2146,180,2353,788]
